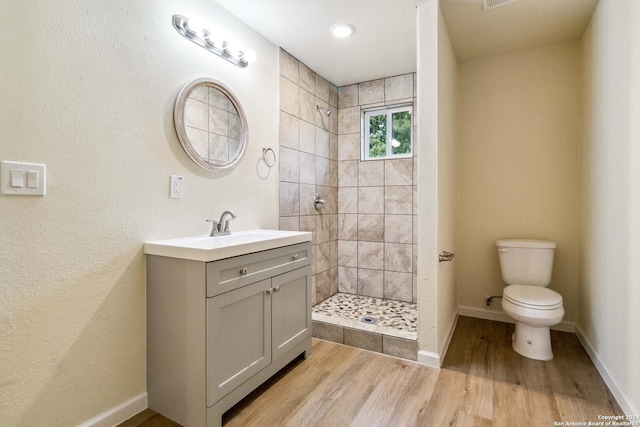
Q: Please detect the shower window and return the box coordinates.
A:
[361,104,412,160]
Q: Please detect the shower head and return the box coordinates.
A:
[316,105,331,116]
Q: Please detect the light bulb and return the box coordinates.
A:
[185,17,204,35]
[205,33,223,48]
[242,49,257,63]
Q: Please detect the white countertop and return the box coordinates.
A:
[144,229,312,262]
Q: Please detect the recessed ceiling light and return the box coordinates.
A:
[330,23,355,38]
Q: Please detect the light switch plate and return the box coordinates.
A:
[170,175,183,199]
[1,161,46,195]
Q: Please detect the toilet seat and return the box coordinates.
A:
[503,285,563,310]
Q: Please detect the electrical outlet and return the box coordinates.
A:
[170,175,183,199]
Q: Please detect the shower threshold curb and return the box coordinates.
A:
[311,311,417,341]
[311,314,418,361]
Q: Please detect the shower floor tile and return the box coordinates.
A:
[312,293,417,340]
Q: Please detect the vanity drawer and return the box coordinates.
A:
[206,242,311,297]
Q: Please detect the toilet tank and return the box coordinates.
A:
[496,239,556,286]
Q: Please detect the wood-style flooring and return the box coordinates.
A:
[121,316,621,427]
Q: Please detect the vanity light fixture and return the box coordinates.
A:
[172,15,257,68]
[330,23,355,38]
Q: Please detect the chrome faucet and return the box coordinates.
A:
[207,210,237,236]
[218,210,236,234]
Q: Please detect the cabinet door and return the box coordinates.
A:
[206,278,272,406]
[271,266,312,360]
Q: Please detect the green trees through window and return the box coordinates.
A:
[368,114,387,158]
[363,104,412,160]
[391,111,411,155]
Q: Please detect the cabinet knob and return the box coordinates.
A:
[265,286,280,295]
[292,254,299,261]
[240,267,248,275]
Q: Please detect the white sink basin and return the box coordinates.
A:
[144,229,312,262]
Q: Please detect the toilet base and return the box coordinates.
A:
[512,323,554,361]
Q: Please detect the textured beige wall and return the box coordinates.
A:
[456,42,582,322]
[417,0,459,362]
[581,0,640,414]
[0,1,278,425]
[416,0,439,355]
[436,8,458,354]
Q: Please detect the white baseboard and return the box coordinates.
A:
[575,326,638,416]
[77,392,147,427]
[417,309,459,369]
[417,349,442,368]
[457,305,576,333]
[438,309,459,363]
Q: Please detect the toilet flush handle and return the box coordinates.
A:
[498,248,509,253]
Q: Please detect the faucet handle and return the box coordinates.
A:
[206,219,219,236]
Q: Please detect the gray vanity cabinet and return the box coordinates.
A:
[206,265,311,406]
[147,242,312,427]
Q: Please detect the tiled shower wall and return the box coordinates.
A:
[278,49,339,305]
[337,74,418,303]
[278,47,417,305]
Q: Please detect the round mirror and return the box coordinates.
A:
[174,77,248,172]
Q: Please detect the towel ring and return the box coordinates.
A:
[262,147,276,168]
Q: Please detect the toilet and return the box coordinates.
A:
[497,239,564,361]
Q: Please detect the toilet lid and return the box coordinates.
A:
[503,285,563,309]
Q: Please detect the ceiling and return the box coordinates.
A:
[442,0,599,62]
[215,0,599,87]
